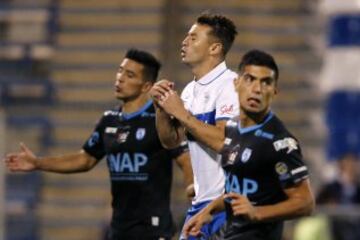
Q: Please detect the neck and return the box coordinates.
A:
[122,94,150,114]
[191,58,223,80]
[240,110,270,128]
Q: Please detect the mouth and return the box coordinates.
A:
[247,97,261,106]
[115,87,122,93]
[180,48,186,57]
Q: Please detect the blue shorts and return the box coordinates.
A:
[180,200,226,240]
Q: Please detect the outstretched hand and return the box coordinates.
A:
[182,209,213,238]
[4,142,38,172]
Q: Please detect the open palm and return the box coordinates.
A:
[4,143,37,172]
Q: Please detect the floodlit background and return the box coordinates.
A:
[1,0,360,239]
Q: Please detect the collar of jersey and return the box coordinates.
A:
[237,111,274,134]
[121,100,153,120]
[195,61,228,85]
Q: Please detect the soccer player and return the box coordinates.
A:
[4,49,193,240]
[150,13,239,239]
[183,50,315,240]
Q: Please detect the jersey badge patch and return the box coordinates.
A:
[224,137,232,145]
[117,131,129,143]
[254,129,274,140]
[273,137,298,153]
[220,104,234,115]
[228,151,238,164]
[222,144,240,166]
[241,148,252,163]
[105,127,117,134]
[275,162,288,175]
[136,128,146,140]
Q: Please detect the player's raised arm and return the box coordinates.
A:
[150,79,186,149]
[157,90,228,152]
[4,142,98,173]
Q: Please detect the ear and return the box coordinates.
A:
[233,77,239,87]
[209,42,222,55]
[274,87,278,95]
[142,81,153,93]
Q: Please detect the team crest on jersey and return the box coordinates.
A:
[136,128,146,140]
[273,137,298,154]
[117,131,129,143]
[241,148,252,163]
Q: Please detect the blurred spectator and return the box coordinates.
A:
[318,0,360,162]
[294,154,360,240]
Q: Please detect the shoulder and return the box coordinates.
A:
[223,69,238,80]
[103,109,121,117]
[224,117,240,135]
[267,115,295,139]
[101,108,121,121]
[261,115,301,152]
[214,70,238,98]
[216,69,237,87]
[181,81,195,98]
[226,116,240,127]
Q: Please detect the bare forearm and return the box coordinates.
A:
[203,195,226,216]
[255,197,313,222]
[254,180,314,222]
[175,152,193,187]
[35,151,97,173]
[177,111,224,152]
[155,107,184,149]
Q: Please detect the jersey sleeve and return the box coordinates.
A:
[272,136,309,188]
[180,82,193,111]
[215,77,239,121]
[82,116,106,160]
[168,140,189,159]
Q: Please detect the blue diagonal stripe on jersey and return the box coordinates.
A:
[187,110,216,141]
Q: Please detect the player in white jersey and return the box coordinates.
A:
[150,13,238,239]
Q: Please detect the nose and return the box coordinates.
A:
[252,80,262,93]
[115,72,123,86]
[182,36,189,47]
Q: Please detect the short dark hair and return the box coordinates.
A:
[238,49,279,81]
[196,13,237,56]
[125,48,161,83]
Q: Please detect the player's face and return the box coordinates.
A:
[114,58,149,102]
[235,65,277,116]
[181,23,215,65]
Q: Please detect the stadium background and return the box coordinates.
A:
[0,0,359,239]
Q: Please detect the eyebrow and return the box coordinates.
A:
[244,73,274,81]
[118,66,137,76]
[260,76,275,82]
